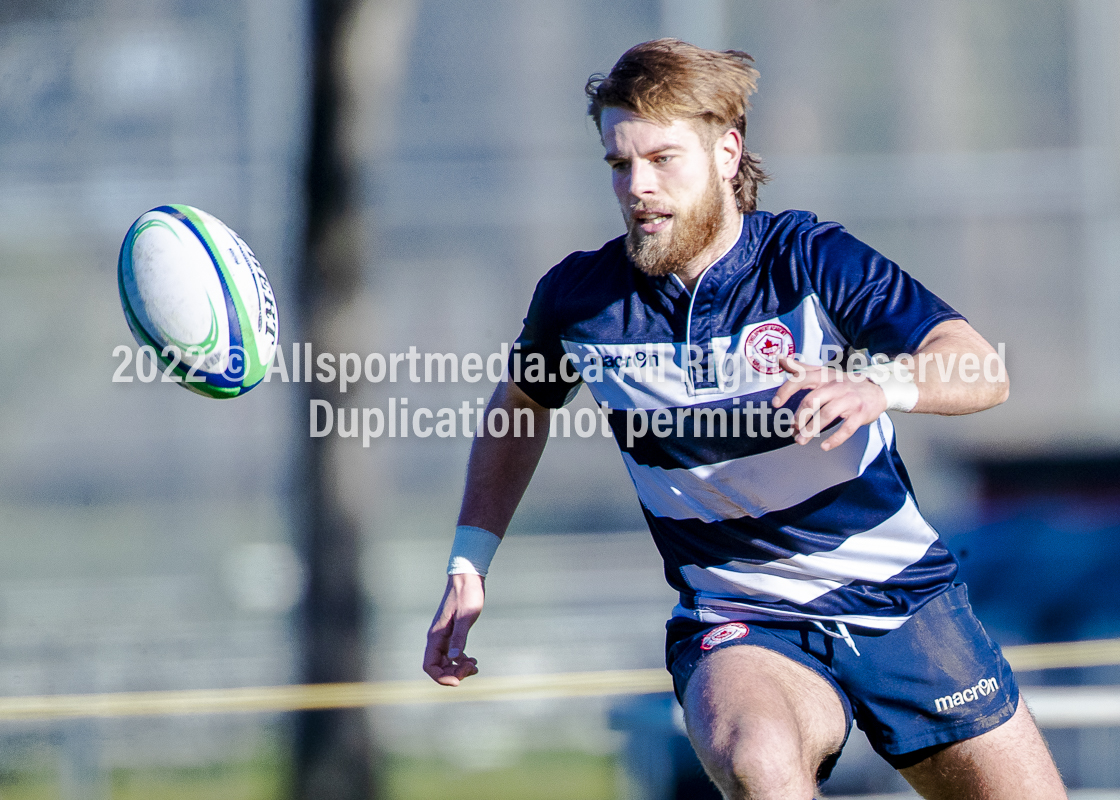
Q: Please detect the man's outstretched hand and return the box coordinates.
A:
[771,356,888,451]
[423,573,484,685]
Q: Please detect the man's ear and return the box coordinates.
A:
[715,128,742,182]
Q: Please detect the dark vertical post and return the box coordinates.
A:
[295,0,374,798]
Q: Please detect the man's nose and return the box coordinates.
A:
[628,160,657,198]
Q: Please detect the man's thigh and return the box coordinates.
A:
[681,644,848,800]
[899,698,1067,800]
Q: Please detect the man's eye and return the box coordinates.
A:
[609,161,629,172]
[653,155,671,164]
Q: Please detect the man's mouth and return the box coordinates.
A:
[632,210,673,233]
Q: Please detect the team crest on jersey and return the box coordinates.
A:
[700,623,750,650]
[744,323,796,375]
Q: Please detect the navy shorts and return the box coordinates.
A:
[666,584,1019,773]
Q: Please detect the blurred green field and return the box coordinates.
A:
[384,751,618,800]
[0,750,618,800]
[0,762,285,800]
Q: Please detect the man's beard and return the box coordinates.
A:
[624,167,725,278]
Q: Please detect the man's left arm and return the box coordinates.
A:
[773,319,1009,451]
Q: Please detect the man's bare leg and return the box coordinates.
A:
[899,697,1066,799]
[681,645,847,800]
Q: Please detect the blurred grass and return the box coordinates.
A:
[0,764,285,800]
[383,751,618,800]
[110,762,286,800]
[0,750,619,799]
[0,773,53,800]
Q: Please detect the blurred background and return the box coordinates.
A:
[2,0,1120,797]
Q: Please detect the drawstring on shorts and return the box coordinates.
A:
[812,620,861,656]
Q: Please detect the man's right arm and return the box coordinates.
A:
[422,379,551,685]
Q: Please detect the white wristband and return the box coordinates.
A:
[860,360,919,413]
[447,525,502,577]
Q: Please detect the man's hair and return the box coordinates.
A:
[585,39,769,212]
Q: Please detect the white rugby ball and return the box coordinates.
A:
[118,205,278,398]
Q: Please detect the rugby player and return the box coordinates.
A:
[423,39,1067,799]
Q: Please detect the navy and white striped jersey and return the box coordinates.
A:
[511,210,965,630]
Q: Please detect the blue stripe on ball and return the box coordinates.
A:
[155,205,246,384]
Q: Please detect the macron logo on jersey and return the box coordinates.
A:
[934,677,999,713]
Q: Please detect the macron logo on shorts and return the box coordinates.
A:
[934,677,999,713]
[701,623,749,650]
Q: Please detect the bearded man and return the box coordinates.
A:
[423,39,1067,800]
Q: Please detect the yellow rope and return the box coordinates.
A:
[1003,637,1120,672]
[0,669,673,720]
[0,638,1113,721]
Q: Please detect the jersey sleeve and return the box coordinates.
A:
[800,222,965,356]
[509,264,583,409]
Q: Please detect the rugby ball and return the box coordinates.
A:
[118,205,278,398]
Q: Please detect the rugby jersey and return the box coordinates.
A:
[511,210,964,631]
